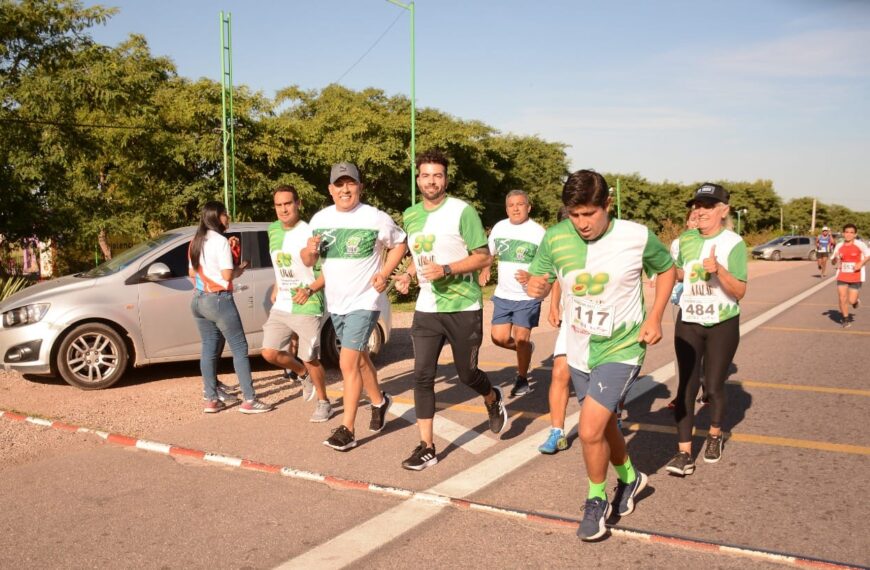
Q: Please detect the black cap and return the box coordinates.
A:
[686,183,729,207]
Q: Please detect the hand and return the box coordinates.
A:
[307,235,322,255]
[637,319,663,345]
[292,287,312,304]
[239,260,250,270]
[525,273,552,299]
[391,273,412,295]
[370,273,388,293]
[478,267,490,287]
[270,286,277,304]
[547,304,562,328]
[515,269,530,286]
[702,245,718,274]
[419,256,445,281]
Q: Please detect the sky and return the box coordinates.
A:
[84,0,870,212]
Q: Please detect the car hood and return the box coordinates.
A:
[0,274,97,311]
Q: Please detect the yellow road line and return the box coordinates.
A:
[730,379,870,397]
[759,325,870,335]
[326,389,870,456]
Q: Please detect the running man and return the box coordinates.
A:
[816,226,835,277]
[301,162,407,451]
[479,189,546,397]
[667,183,747,476]
[393,149,509,471]
[831,223,868,328]
[261,185,331,422]
[526,170,675,541]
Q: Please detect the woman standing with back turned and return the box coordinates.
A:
[188,201,273,414]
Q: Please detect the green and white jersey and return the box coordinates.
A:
[267,220,324,316]
[403,196,488,313]
[676,228,747,326]
[529,219,673,372]
[488,218,546,301]
[308,203,406,315]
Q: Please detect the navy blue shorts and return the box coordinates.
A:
[491,296,542,329]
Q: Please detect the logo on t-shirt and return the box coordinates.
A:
[572,272,609,296]
[689,263,711,283]
[413,234,435,254]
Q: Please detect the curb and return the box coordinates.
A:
[2,409,866,570]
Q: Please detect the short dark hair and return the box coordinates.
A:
[415,149,449,173]
[273,184,299,201]
[843,223,857,232]
[562,170,610,209]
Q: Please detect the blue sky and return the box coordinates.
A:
[85,0,870,212]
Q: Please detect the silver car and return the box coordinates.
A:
[751,235,816,261]
[0,223,391,389]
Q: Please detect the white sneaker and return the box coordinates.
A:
[310,400,332,423]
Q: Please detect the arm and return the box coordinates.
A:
[292,274,326,304]
[547,279,562,328]
[637,265,675,345]
[478,264,491,287]
[371,242,409,293]
[300,235,321,267]
[419,246,492,281]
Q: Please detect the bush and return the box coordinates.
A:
[1,276,30,302]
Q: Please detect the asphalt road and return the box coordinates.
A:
[1,260,868,569]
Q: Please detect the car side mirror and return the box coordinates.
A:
[145,262,172,281]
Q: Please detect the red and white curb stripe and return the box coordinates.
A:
[1,410,864,570]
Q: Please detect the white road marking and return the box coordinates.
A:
[388,401,497,455]
[277,277,830,569]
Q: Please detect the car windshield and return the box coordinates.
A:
[761,237,788,247]
[79,233,182,278]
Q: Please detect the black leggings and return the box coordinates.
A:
[674,314,740,442]
[412,310,493,420]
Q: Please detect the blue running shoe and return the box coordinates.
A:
[612,472,648,517]
[577,497,611,541]
[538,428,568,455]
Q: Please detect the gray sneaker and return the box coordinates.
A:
[300,371,315,402]
[216,384,240,404]
[703,434,724,463]
[577,497,611,541]
[665,451,695,476]
[310,400,332,423]
[612,472,648,517]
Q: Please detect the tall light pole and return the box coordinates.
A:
[386,0,416,205]
[736,208,748,235]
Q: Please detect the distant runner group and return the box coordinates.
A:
[187,149,865,542]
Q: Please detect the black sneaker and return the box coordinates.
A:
[401,441,438,471]
[323,425,356,451]
[611,472,648,517]
[369,392,393,433]
[577,497,611,541]
[510,375,531,397]
[703,434,724,463]
[485,386,508,434]
[853,299,860,310]
[665,451,695,476]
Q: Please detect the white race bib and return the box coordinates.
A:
[570,297,615,337]
[841,262,856,273]
[680,295,720,325]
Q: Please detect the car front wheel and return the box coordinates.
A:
[808,250,818,261]
[319,319,384,368]
[771,250,782,261]
[55,323,129,389]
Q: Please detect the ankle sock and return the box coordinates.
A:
[587,479,607,501]
[614,456,637,484]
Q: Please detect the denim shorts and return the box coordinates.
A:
[837,281,862,290]
[569,363,641,413]
[491,296,542,329]
[330,310,379,352]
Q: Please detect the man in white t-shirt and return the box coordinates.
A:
[479,190,546,397]
[301,162,407,452]
[261,185,332,423]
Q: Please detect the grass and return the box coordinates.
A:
[391,284,498,313]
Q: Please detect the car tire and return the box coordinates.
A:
[55,323,129,390]
[808,250,817,261]
[771,250,782,261]
[318,319,385,369]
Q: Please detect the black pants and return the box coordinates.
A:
[411,310,493,420]
[673,314,740,442]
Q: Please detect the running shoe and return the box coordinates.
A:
[538,427,568,454]
[612,472,648,517]
[369,392,393,432]
[510,375,531,397]
[843,316,853,329]
[216,384,240,404]
[299,371,315,402]
[485,386,508,434]
[703,434,724,463]
[577,497,611,541]
[283,369,299,382]
[401,441,438,471]
[323,425,356,451]
[202,399,226,414]
[853,299,861,310]
[665,451,695,476]
[310,400,332,423]
[239,399,274,414]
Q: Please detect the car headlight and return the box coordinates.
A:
[2,303,50,328]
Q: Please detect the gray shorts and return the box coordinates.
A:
[569,363,641,413]
[262,310,326,362]
[331,310,379,352]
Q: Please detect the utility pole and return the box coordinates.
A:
[219,11,237,220]
[810,198,817,234]
[386,0,416,205]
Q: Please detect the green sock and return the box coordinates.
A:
[614,456,637,484]
[587,479,607,501]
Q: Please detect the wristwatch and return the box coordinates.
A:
[302,287,313,296]
[442,264,452,277]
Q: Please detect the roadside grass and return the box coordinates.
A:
[392,284,497,313]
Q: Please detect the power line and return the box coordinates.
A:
[333,10,405,85]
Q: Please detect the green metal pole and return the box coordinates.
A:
[219,12,229,211]
[387,0,416,206]
[227,13,236,221]
[616,178,622,219]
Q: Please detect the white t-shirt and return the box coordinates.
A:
[268,220,323,315]
[488,218,546,301]
[189,230,233,292]
[307,203,406,315]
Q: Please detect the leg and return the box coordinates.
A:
[579,396,613,485]
[513,325,533,378]
[306,358,328,401]
[838,284,850,322]
[358,351,384,406]
[848,285,860,308]
[444,311,495,402]
[412,312,446,446]
[191,295,222,400]
[549,355,570,429]
[702,317,740,437]
[674,317,705,453]
[490,322,515,350]
[213,294,255,401]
